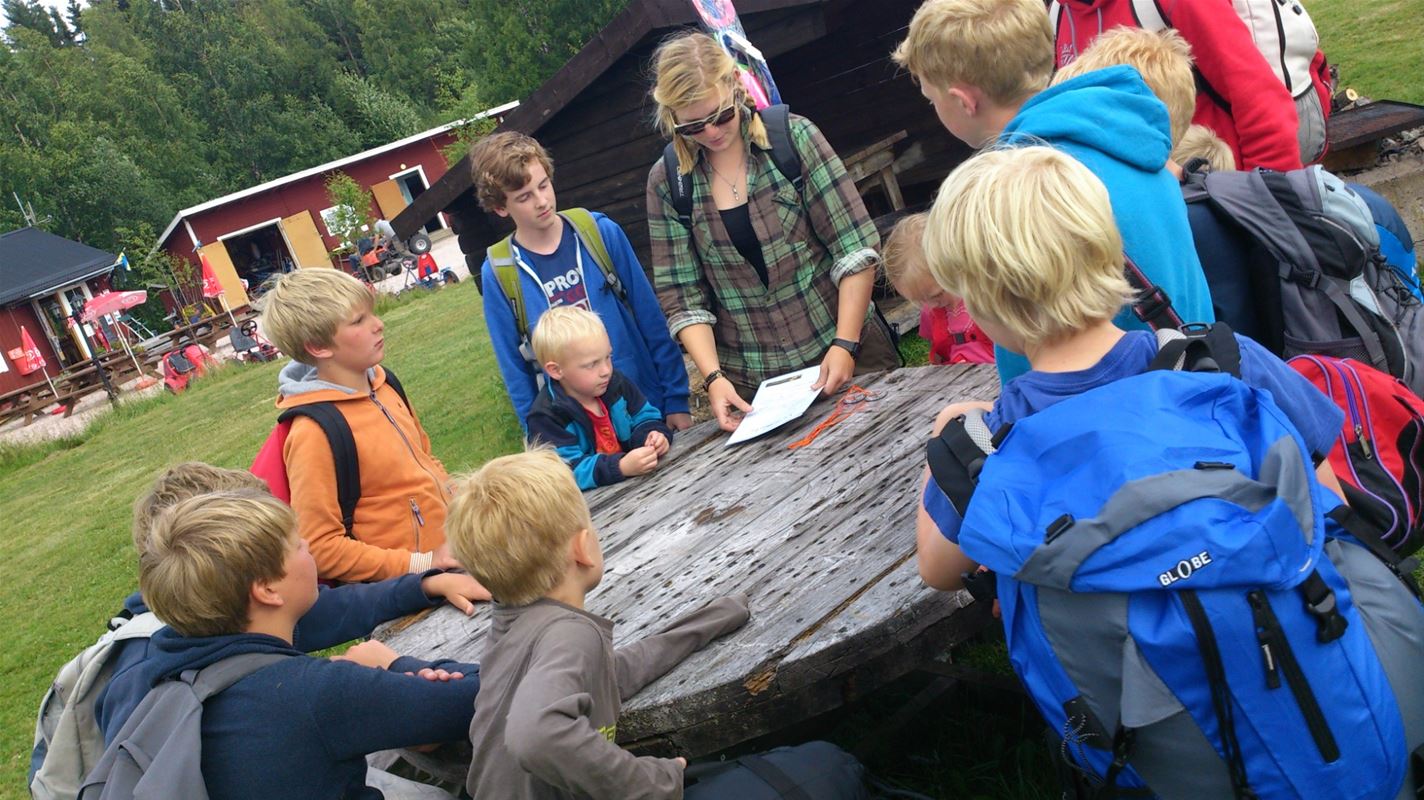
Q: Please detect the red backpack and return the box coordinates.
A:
[921,304,995,365]
[1290,355,1424,557]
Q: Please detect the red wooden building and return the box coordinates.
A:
[0,227,119,395]
[155,103,516,308]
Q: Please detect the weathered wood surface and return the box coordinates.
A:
[382,364,1000,757]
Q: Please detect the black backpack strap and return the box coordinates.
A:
[1149,323,1242,377]
[277,403,360,538]
[758,104,804,193]
[737,753,813,800]
[925,407,998,517]
[1179,591,1253,799]
[382,367,410,410]
[663,142,694,231]
[1327,506,1422,599]
[1124,254,1185,331]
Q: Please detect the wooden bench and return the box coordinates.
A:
[382,363,999,762]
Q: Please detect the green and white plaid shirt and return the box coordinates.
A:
[646,114,880,389]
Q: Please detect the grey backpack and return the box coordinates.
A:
[1182,164,1424,396]
[77,653,288,800]
[30,610,165,800]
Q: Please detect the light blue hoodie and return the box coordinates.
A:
[995,65,1215,383]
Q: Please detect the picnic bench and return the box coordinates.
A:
[381,363,999,762]
[0,349,147,427]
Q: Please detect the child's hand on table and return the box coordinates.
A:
[422,571,492,614]
[619,446,659,476]
[644,430,670,457]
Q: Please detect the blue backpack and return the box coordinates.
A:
[928,326,1424,799]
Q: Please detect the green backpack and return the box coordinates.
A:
[485,208,628,364]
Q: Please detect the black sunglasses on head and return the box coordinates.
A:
[674,104,737,136]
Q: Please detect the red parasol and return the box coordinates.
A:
[199,252,224,299]
[80,290,149,323]
[17,325,46,375]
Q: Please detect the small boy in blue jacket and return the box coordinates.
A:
[129,489,480,800]
[471,131,691,431]
[527,306,672,490]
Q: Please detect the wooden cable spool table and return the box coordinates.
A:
[380,364,999,760]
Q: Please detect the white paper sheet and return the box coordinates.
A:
[725,365,821,446]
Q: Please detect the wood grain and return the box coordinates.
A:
[382,364,1000,756]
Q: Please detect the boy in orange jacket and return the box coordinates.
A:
[261,269,469,583]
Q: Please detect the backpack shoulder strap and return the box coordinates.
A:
[1129,0,1169,29]
[1150,323,1243,377]
[1123,254,1185,331]
[560,208,627,307]
[663,142,694,231]
[486,235,528,335]
[758,104,804,194]
[277,403,359,538]
[380,367,410,410]
[925,407,1001,517]
[187,653,290,702]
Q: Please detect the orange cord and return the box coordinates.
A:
[787,384,879,450]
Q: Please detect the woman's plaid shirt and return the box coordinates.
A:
[645,114,880,389]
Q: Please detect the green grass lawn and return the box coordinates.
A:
[0,283,523,793]
[1311,0,1424,105]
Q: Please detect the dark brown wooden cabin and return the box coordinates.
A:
[392,0,972,284]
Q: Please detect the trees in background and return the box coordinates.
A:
[0,0,628,254]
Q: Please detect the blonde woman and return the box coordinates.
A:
[646,31,899,432]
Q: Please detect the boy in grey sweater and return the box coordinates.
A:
[446,449,750,800]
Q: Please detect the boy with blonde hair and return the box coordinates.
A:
[526,306,672,490]
[912,145,1343,591]
[1051,26,1195,148]
[448,449,749,799]
[260,268,464,582]
[1173,124,1237,173]
[471,132,691,432]
[882,213,993,365]
[113,489,480,799]
[88,462,485,749]
[892,0,1214,384]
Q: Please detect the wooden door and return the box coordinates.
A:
[371,179,408,220]
[281,211,334,269]
[197,242,250,308]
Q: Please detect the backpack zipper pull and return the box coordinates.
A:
[1248,591,1282,689]
[1354,424,1373,459]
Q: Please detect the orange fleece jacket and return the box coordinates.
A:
[278,364,450,582]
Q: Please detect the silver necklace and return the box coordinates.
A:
[708,156,746,202]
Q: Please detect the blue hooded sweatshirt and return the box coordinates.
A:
[138,626,478,800]
[95,572,446,744]
[481,212,691,428]
[996,65,1215,383]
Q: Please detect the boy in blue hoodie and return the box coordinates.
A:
[132,489,480,800]
[92,462,486,747]
[526,306,673,490]
[471,132,692,431]
[892,0,1214,383]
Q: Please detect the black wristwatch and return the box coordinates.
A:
[830,338,862,359]
[701,369,728,392]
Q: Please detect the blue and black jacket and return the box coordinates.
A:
[527,370,672,490]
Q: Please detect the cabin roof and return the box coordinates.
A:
[0,227,118,306]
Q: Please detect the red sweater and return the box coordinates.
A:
[1053,0,1303,171]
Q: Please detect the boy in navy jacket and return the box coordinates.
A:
[471,131,691,431]
[527,306,672,490]
[93,462,486,744]
[132,489,480,800]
